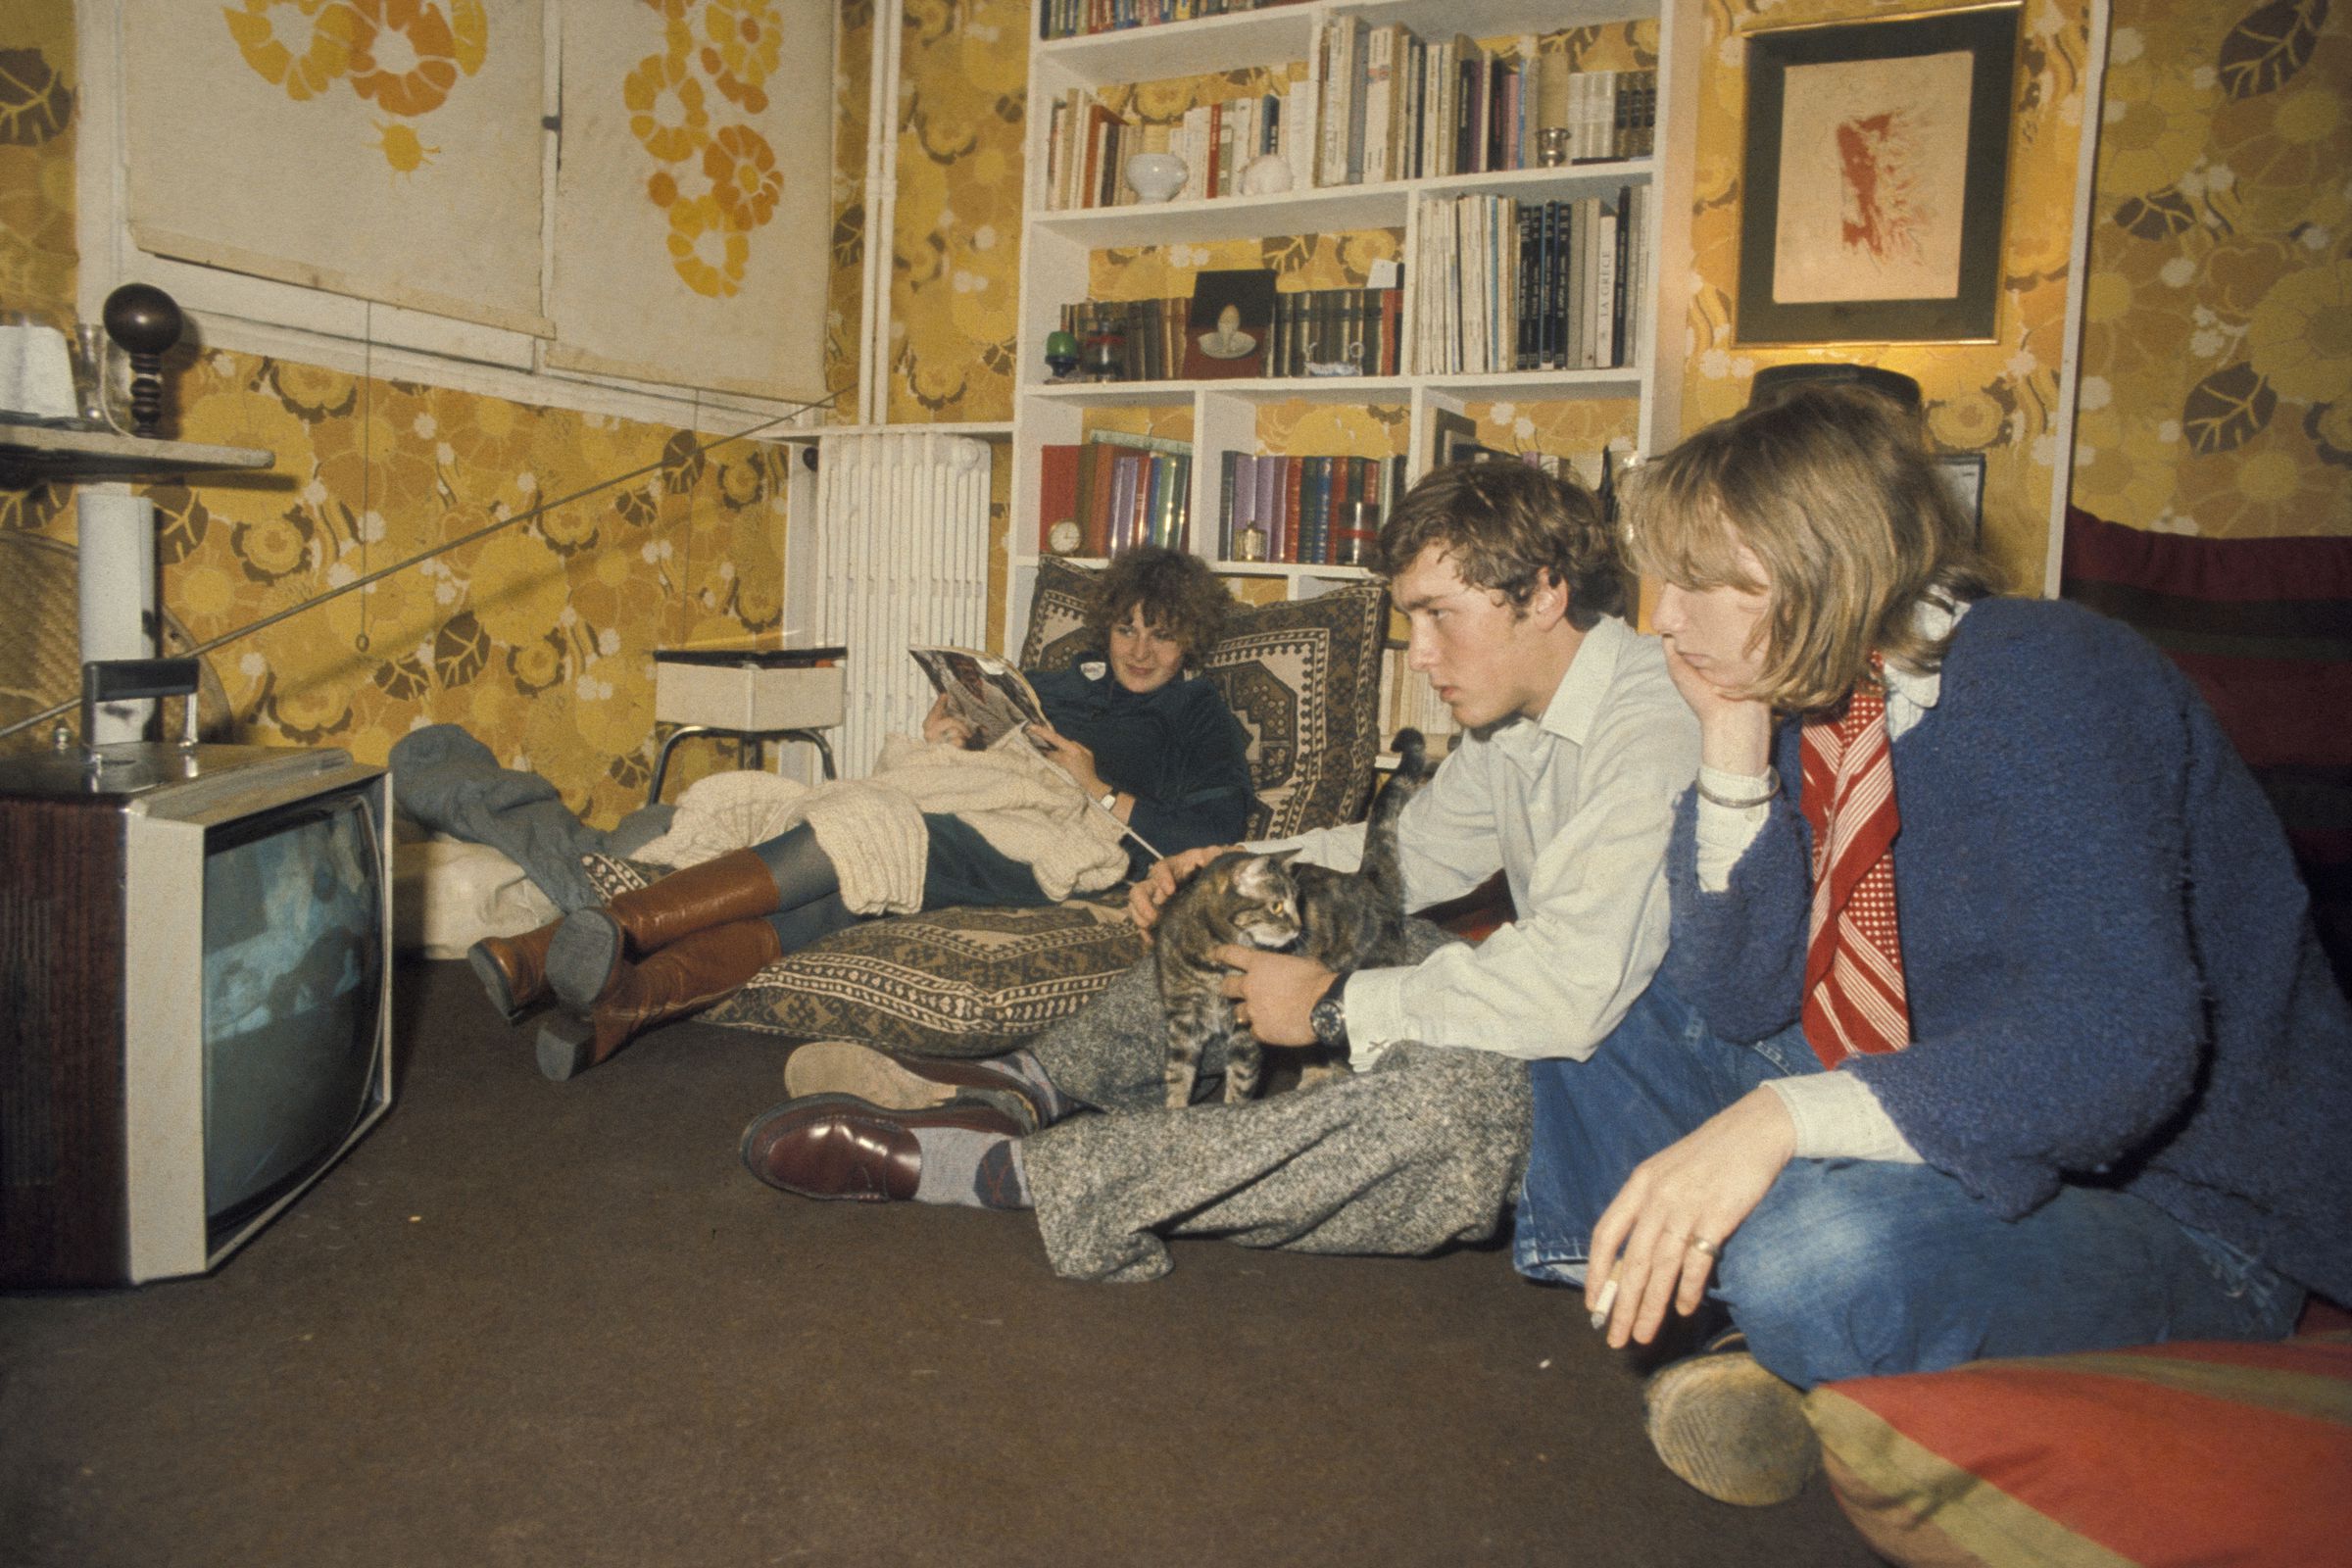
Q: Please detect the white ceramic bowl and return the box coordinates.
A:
[1124,152,1188,203]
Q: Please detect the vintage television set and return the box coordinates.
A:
[1,732,393,1287]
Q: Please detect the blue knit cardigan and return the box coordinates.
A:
[1664,596,2352,1305]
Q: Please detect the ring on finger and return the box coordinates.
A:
[1688,1236,1721,1258]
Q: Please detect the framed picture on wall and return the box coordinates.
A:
[1735,3,2020,346]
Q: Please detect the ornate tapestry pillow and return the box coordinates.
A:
[1019,556,1388,839]
[579,853,1147,1055]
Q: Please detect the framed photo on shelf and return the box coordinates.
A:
[1182,269,1278,380]
[1735,3,2020,346]
[1429,410,1513,469]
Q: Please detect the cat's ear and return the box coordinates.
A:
[1271,848,1302,865]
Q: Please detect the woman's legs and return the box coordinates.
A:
[1723,1161,2304,1389]
[469,824,846,1021]
[535,916,785,1080]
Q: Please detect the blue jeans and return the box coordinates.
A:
[1515,978,2305,1389]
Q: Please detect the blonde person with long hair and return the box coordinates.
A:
[1514,384,2351,1505]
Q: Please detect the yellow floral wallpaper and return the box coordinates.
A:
[1676,0,2097,594]
[884,0,1028,421]
[2073,0,2349,538]
[2,0,792,828]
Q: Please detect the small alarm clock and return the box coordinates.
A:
[1048,517,1083,555]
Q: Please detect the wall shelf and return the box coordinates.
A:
[0,424,272,488]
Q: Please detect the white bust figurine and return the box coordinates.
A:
[1197,303,1256,361]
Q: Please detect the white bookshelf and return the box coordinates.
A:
[1007,0,1700,724]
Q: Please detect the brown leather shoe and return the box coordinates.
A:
[739,1094,1023,1202]
[468,920,561,1021]
[536,916,784,1081]
[782,1041,1046,1133]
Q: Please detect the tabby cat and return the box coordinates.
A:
[1152,729,1437,1108]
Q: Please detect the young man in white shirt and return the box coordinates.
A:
[742,461,1700,1282]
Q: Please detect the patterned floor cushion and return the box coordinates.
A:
[582,854,1148,1055]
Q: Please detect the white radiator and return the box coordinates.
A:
[811,431,994,778]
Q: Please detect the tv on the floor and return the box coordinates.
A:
[1,743,394,1287]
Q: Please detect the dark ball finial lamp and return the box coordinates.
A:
[101,283,183,439]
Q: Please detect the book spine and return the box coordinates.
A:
[1219,449,1240,556]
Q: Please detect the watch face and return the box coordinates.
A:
[1048,518,1082,555]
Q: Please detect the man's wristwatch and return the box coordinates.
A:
[1309,970,1352,1051]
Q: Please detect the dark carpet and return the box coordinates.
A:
[2,958,1882,1567]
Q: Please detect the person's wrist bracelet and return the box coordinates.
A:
[1694,766,1780,810]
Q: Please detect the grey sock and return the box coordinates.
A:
[908,1126,996,1204]
[909,1127,1030,1209]
[993,1049,1072,1125]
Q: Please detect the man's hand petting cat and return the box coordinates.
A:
[1211,945,1333,1047]
[1129,844,1235,936]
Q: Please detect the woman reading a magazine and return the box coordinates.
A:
[469,546,1254,1078]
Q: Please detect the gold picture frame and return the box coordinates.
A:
[1735,4,2021,346]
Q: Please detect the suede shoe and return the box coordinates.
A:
[739,1094,1023,1202]
[782,1041,1045,1133]
[1642,1334,1821,1506]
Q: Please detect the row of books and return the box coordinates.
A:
[1040,38,1655,210]
[1321,23,1657,187]
[1216,451,1410,566]
[1415,188,1648,376]
[1038,434,1196,558]
[1043,83,1316,210]
[1038,0,1308,42]
[1057,283,1402,381]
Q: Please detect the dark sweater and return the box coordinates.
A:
[1665,597,2352,1304]
[1028,658,1254,874]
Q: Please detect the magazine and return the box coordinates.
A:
[909,645,1052,752]
[907,645,1165,863]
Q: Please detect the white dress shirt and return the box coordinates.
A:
[1263,613,1700,1069]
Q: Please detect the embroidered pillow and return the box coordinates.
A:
[1019,556,1388,839]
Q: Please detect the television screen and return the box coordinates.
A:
[201,787,387,1242]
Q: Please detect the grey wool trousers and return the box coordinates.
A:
[1017,920,1533,1283]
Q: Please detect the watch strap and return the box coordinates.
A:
[1310,968,1354,1051]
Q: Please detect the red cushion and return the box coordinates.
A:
[1806,1334,2352,1567]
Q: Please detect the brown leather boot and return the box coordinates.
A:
[534,916,785,1081]
[543,848,788,1013]
[468,920,561,1021]
[605,848,785,955]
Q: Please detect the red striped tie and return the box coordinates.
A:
[1798,669,1910,1067]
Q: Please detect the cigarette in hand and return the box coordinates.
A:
[1590,1275,1619,1331]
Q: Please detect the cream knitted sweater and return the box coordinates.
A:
[633,731,1131,913]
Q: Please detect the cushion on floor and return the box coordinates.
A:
[580,853,1148,1055]
[1804,1333,2352,1568]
